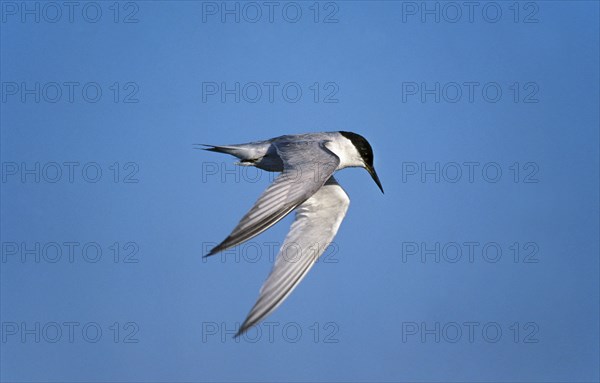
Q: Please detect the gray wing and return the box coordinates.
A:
[206,140,340,256]
[235,176,350,336]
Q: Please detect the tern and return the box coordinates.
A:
[199,131,383,336]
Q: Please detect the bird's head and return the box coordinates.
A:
[339,131,384,194]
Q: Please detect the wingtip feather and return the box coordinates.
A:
[233,321,253,338]
[193,144,218,151]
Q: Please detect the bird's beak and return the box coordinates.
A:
[367,166,384,194]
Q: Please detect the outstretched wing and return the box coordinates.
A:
[236,177,350,336]
[206,140,340,256]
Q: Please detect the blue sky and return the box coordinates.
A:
[1,1,599,382]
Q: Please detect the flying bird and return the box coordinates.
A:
[199,131,383,336]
